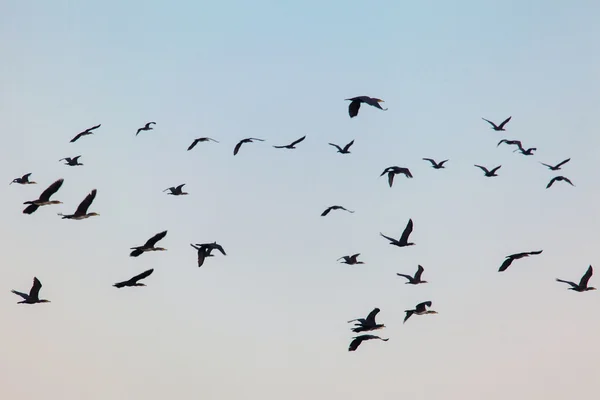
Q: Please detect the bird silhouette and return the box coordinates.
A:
[482,116,512,131]
[345,96,388,118]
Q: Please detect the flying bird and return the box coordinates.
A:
[163,184,188,196]
[136,122,156,136]
[58,189,99,220]
[347,308,385,333]
[328,140,354,154]
[273,135,306,149]
[10,173,36,185]
[345,96,388,118]
[22,178,64,214]
[482,116,512,131]
[497,139,522,149]
[404,301,438,324]
[380,219,415,247]
[59,156,83,166]
[321,205,354,217]
[11,277,50,304]
[540,158,570,171]
[234,138,265,155]
[187,137,219,151]
[130,230,168,257]
[422,158,448,169]
[396,265,427,284]
[348,335,389,352]
[475,164,501,177]
[515,146,537,156]
[190,242,226,267]
[380,166,413,187]
[546,176,574,189]
[113,269,154,288]
[338,254,364,265]
[70,124,101,143]
[556,265,596,292]
[498,250,543,272]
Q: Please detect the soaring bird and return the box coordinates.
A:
[348,335,389,352]
[397,265,427,284]
[540,158,570,171]
[59,156,83,166]
[515,146,537,156]
[130,230,168,257]
[113,269,154,288]
[321,205,354,217]
[546,176,574,189]
[191,242,226,267]
[556,265,596,292]
[187,137,219,151]
[475,164,501,177]
[498,250,543,272]
[404,301,437,323]
[482,116,512,131]
[328,140,354,154]
[70,124,101,143]
[497,139,522,149]
[58,189,99,220]
[345,96,388,118]
[11,277,50,304]
[10,173,36,185]
[380,219,415,247]
[422,158,448,169]
[338,254,364,265]
[380,166,413,187]
[136,122,156,136]
[273,135,306,149]
[347,308,385,333]
[163,184,188,195]
[22,178,64,214]
[234,138,265,155]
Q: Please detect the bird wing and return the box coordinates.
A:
[29,277,42,300]
[490,166,502,174]
[348,336,364,351]
[498,116,512,129]
[70,132,84,143]
[579,265,593,288]
[175,184,186,192]
[328,143,342,152]
[187,139,200,151]
[546,177,558,188]
[403,310,414,323]
[498,257,514,272]
[87,124,101,131]
[129,248,144,257]
[23,204,39,214]
[321,207,332,216]
[144,230,167,247]
[343,140,355,152]
[556,279,578,288]
[131,269,154,283]
[555,158,571,168]
[415,265,424,281]
[400,168,413,178]
[562,177,574,186]
[525,250,543,256]
[482,118,498,129]
[380,232,397,243]
[163,187,174,193]
[39,179,64,201]
[423,158,436,166]
[11,290,29,300]
[540,162,553,169]
[348,100,361,118]
[399,219,414,244]
[387,172,395,187]
[233,141,244,155]
[474,165,490,174]
[365,308,380,325]
[396,273,413,281]
[22,173,32,180]
[207,137,219,142]
[290,135,306,146]
[416,301,432,312]
[211,243,226,255]
[439,160,448,166]
[74,189,97,215]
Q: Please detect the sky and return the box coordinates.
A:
[1,0,599,399]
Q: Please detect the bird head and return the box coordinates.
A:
[156,247,167,251]
[88,212,100,217]
[39,300,51,303]
[51,201,63,205]
[421,280,429,284]
[375,99,385,103]
[136,283,147,287]
[9,180,16,185]
[588,287,597,291]
[428,310,439,315]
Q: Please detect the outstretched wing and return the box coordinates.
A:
[555,158,571,168]
[498,257,514,272]
[23,204,40,214]
[290,135,306,146]
[380,232,397,243]
[348,100,360,118]
[343,140,355,152]
[546,177,558,188]
[415,265,425,281]
[482,118,498,129]
[75,189,97,215]
[387,171,395,187]
[321,207,332,217]
[400,219,414,244]
[474,165,489,174]
[39,179,64,202]
[29,277,42,300]
[579,265,593,288]
[131,269,154,283]
[555,279,578,289]
[348,336,364,351]
[11,290,29,300]
[70,132,85,143]
[144,230,167,247]
[175,184,186,192]
[403,310,414,323]
[365,308,380,324]
[416,301,432,313]
[187,139,200,151]
[328,143,342,152]
[233,141,244,155]
[498,116,512,129]
[490,166,502,174]
[423,158,436,166]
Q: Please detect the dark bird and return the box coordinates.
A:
[59,156,83,166]
[475,164,501,177]
[70,124,101,143]
[498,250,543,272]
[163,184,188,196]
[422,158,448,169]
[321,205,354,217]
[348,335,389,352]
[328,140,354,154]
[190,242,227,267]
[347,308,385,333]
[546,176,574,189]
[11,277,50,304]
[497,139,522,149]
[234,138,265,155]
[482,116,512,131]
[515,146,537,156]
[130,230,168,257]
[136,122,156,136]
[22,178,64,214]
[380,219,415,247]
[345,96,388,118]
[540,158,571,171]
[187,137,219,151]
[380,166,413,187]
[10,173,36,185]
[404,301,438,324]
[58,189,99,220]
[397,265,427,284]
[113,269,154,288]
[273,135,306,149]
[338,253,364,265]
[556,265,596,292]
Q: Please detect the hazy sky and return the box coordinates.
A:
[1,1,599,399]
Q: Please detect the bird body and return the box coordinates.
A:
[404,301,437,323]
[397,265,427,284]
[482,116,512,131]
[59,156,83,166]
[381,219,415,247]
[546,176,574,189]
[345,96,387,118]
[164,184,188,195]
[23,178,64,214]
[321,205,354,217]
[348,335,389,352]
[70,124,101,142]
[498,250,543,272]
[136,122,156,136]
[11,173,36,185]
[556,265,596,292]
[540,158,570,171]
[58,189,99,220]
[113,269,154,288]
[273,135,306,149]
[338,253,364,265]
[187,137,219,151]
[11,277,50,304]
[130,231,168,257]
[328,140,354,154]
[475,164,501,177]
[234,138,265,155]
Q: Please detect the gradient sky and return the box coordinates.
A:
[1,1,599,399]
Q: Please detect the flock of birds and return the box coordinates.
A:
[9,95,594,352]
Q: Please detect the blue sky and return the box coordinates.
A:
[1,1,599,399]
